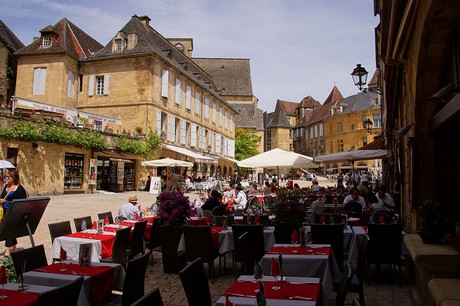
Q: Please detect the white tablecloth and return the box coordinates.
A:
[215,275,322,306]
[22,262,125,306]
[260,244,338,297]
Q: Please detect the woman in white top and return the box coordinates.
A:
[233,186,247,210]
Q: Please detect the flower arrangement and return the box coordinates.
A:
[158,191,192,226]
[268,187,306,228]
[0,256,17,283]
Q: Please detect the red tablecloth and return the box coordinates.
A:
[362,226,368,233]
[224,280,320,301]
[186,217,208,226]
[267,245,331,256]
[347,218,361,226]
[0,289,38,305]
[35,263,114,304]
[68,232,115,258]
[211,226,223,250]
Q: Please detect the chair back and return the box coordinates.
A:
[335,260,352,306]
[370,210,393,224]
[367,223,402,265]
[97,211,114,224]
[179,258,212,306]
[314,213,342,224]
[212,215,226,226]
[147,217,162,250]
[237,232,254,274]
[48,221,72,243]
[130,220,147,259]
[122,251,151,306]
[203,210,213,217]
[356,234,369,282]
[342,202,363,217]
[73,216,92,232]
[359,212,373,226]
[37,276,84,306]
[310,224,344,266]
[110,226,132,265]
[231,224,265,263]
[211,205,225,216]
[11,244,48,275]
[183,226,215,263]
[130,288,164,306]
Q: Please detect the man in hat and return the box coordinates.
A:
[119,195,140,220]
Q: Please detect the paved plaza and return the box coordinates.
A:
[0,177,423,305]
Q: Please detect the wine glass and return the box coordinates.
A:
[329,215,335,225]
[253,261,263,282]
[305,232,313,253]
[81,220,87,231]
[211,217,216,227]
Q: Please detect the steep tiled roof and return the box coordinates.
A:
[336,90,380,113]
[192,58,253,96]
[230,103,264,131]
[297,96,320,109]
[266,109,292,129]
[88,15,232,109]
[0,20,24,51]
[275,99,297,116]
[306,86,344,125]
[367,69,380,90]
[15,18,103,59]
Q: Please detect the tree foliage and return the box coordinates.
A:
[234,128,261,161]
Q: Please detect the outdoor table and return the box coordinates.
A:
[214,275,323,306]
[120,220,153,240]
[260,244,338,295]
[23,262,125,306]
[185,217,208,226]
[0,284,40,306]
[51,230,116,263]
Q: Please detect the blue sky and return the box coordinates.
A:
[1,0,378,112]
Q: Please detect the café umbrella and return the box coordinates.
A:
[0,160,15,169]
[141,158,193,168]
[314,149,387,171]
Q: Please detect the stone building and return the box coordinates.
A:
[265,99,299,151]
[4,15,242,194]
[293,96,321,155]
[0,20,24,107]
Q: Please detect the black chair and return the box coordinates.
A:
[274,225,299,244]
[128,220,147,259]
[203,210,213,217]
[342,202,363,218]
[183,225,220,282]
[310,224,344,267]
[11,244,48,275]
[179,257,212,306]
[100,226,132,268]
[335,260,352,306]
[74,216,92,232]
[314,213,342,224]
[98,211,114,224]
[367,224,402,281]
[100,251,151,306]
[48,220,72,243]
[359,212,373,226]
[130,288,164,306]
[146,218,162,265]
[237,232,255,275]
[37,276,84,306]
[370,210,394,224]
[211,205,225,216]
[231,224,265,269]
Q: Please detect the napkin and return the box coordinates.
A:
[92,220,97,230]
[320,214,326,224]
[255,214,260,225]
[271,257,280,277]
[379,214,386,224]
[0,265,7,285]
[135,212,140,221]
[291,229,298,244]
[225,296,234,306]
[105,215,109,225]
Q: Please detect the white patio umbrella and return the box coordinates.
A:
[314,149,387,172]
[141,158,193,168]
[237,148,314,168]
[0,160,15,168]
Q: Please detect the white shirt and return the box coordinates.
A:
[343,194,367,209]
[233,191,247,210]
[372,193,395,212]
[119,203,139,219]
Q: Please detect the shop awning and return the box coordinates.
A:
[219,156,238,164]
[360,134,385,150]
[163,144,216,163]
[96,151,133,163]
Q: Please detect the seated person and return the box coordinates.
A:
[311,180,321,192]
[371,186,395,212]
[201,190,221,212]
[248,183,259,196]
[119,195,140,220]
[343,188,367,210]
[293,183,302,192]
[263,181,271,195]
[233,185,247,211]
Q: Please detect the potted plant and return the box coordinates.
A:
[417,200,444,244]
[157,191,192,273]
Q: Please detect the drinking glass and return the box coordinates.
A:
[81,220,87,231]
[329,216,335,225]
[211,217,216,227]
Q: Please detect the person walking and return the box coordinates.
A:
[0,169,27,257]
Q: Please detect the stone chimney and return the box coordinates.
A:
[138,15,151,28]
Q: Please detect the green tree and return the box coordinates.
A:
[235,128,261,161]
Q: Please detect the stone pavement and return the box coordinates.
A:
[0,178,423,305]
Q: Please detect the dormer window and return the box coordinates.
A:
[115,39,122,51]
[42,35,52,48]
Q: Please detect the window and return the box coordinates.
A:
[33,67,47,95]
[266,129,272,140]
[338,122,343,132]
[212,103,216,123]
[161,70,169,98]
[319,123,324,137]
[175,78,182,105]
[362,136,368,146]
[96,75,109,95]
[373,114,382,128]
[204,98,210,119]
[114,39,122,51]
[362,115,367,129]
[195,91,201,114]
[230,114,234,131]
[224,111,228,129]
[309,127,314,138]
[67,71,75,97]
[266,142,271,151]
[191,123,197,147]
[42,35,51,47]
[351,124,355,131]
[185,85,191,110]
[289,130,293,139]
[338,139,344,152]
[219,107,223,126]
[94,120,102,131]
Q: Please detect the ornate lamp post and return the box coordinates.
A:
[351,64,369,91]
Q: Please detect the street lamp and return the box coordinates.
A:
[364,118,374,133]
[351,64,369,91]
